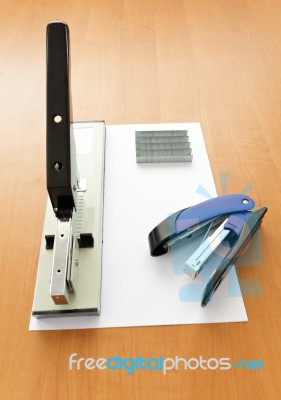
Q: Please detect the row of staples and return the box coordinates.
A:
[135,130,193,163]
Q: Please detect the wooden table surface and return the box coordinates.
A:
[0,0,280,399]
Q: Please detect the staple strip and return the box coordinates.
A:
[135,130,192,163]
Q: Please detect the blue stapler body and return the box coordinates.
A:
[148,194,267,306]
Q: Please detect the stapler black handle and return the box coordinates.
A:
[46,21,76,218]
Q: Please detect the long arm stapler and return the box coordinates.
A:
[148,194,267,306]
[32,22,106,318]
[46,21,79,305]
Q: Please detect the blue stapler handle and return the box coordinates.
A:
[201,206,267,306]
[176,194,255,233]
[148,194,255,256]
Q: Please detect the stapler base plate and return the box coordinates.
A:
[32,121,105,318]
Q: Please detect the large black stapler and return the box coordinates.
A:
[32,22,106,318]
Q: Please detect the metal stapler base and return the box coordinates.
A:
[32,121,105,318]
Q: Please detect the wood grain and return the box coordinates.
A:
[0,0,280,399]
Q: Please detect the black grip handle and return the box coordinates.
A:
[46,21,76,217]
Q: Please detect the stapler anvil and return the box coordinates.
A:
[32,22,105,318]
[148,194,267,306]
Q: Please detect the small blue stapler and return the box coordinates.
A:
[148,194,267,306]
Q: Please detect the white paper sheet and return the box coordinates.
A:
[29,122,247,331]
